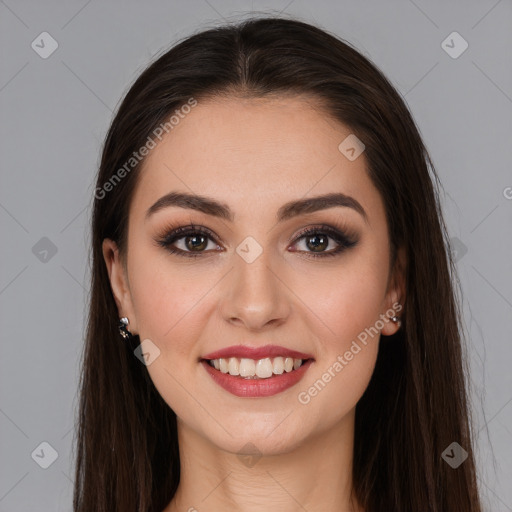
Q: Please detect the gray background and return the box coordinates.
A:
[1,0,511,510]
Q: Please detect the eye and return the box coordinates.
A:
[155,223,358,259]
[289,224,358,258]
[155,223,221,258]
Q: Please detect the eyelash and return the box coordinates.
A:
[154,223,358,259]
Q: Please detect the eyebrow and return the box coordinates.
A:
[145,191,368,223]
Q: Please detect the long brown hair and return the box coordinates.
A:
[74,16,482,511]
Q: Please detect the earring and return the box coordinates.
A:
[118,317,132,340]
[390,315,402,329]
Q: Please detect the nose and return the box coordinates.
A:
[220,247,291,332]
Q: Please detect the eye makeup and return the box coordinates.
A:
[153,219,359,260]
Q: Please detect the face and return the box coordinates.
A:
[103,95,404,455]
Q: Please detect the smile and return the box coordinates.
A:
[200,357,314,398]
[200,344,315,397]
[207,356,306,378]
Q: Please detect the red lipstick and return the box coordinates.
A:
[200,344,314,398]
[201,359,314,398]
[202,344,313,361]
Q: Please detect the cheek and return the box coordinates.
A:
[292,254,387,407]
[127,248,216,356]
[126,252,216,415]
[292,255,389,349]
[295,277,383,422]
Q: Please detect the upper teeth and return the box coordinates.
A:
[209,357,304,378]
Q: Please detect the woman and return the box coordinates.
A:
[74,16,482,512]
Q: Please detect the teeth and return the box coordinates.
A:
[239,358,256,377]
[219,358,229,374]
[208,356,306,379]
[228,357,239,376]
[256,358,273,378]
[273,356,284,375]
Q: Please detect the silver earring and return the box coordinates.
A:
[118,317,132,339]
[391,315,402,328]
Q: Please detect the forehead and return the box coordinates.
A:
[131,95,384,225]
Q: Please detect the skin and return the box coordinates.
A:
[103,95,406,512]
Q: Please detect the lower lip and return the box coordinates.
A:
[201,359,314,398]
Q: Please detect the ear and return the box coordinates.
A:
[102,238,138,335]
[381,245,406,337]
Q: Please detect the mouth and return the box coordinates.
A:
[202,356,312,379]
[199,346,315,397]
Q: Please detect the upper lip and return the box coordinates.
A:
[202,344,314,361]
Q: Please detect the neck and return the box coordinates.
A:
[164,409,363,512]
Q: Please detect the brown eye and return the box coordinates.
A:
[290,225,358,258]
[156,224,221,258]
[184,234,209,251]
[304,233,329,252]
